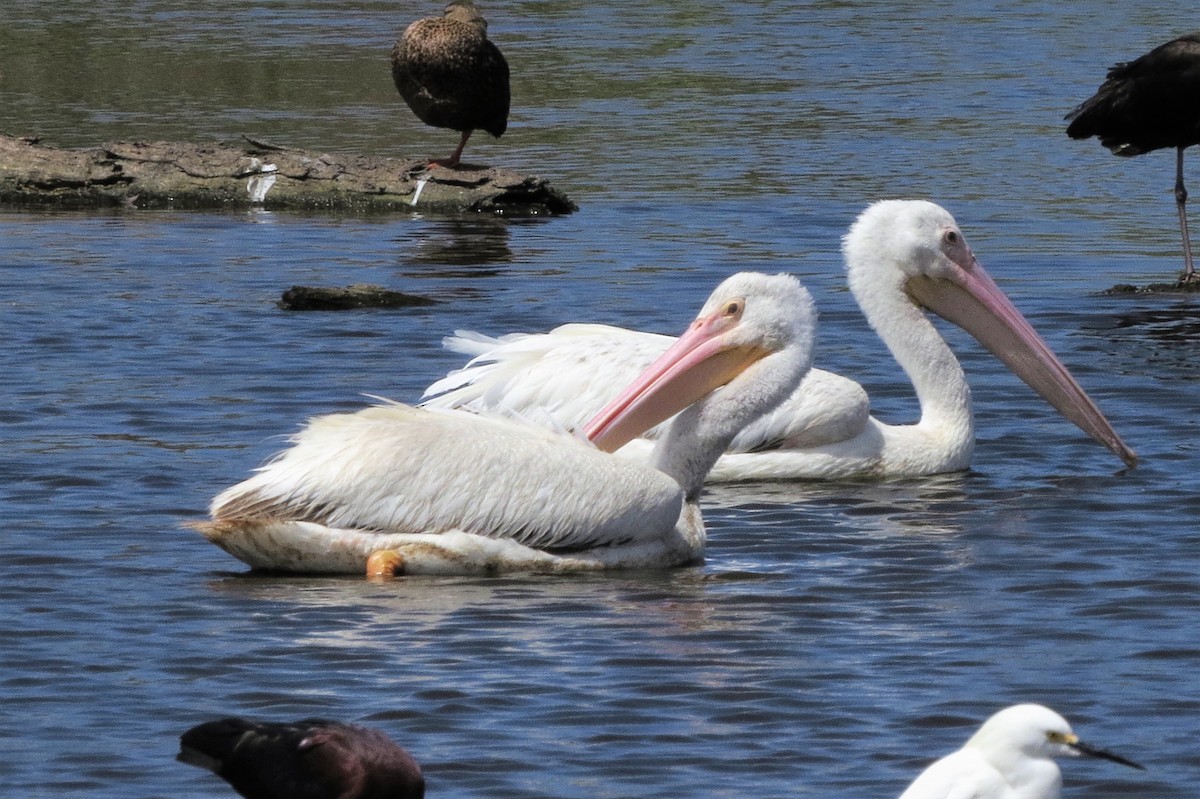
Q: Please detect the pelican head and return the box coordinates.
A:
[844,199,1137,468]
[585,272,816,493]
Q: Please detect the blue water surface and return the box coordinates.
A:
[1,1,1198,797]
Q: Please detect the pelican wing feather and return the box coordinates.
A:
[423,325,870,453]
[210,403,683,553]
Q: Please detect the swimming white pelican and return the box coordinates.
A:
[897,704,1143,799]
[194,272,815,576]
[423,200,1137,481]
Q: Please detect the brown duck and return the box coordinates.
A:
[178,716,425,799]
[391,1,510,168]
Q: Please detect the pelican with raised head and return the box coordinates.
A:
[194,273,815,576]
[422,200,1136,481]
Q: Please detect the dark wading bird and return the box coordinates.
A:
[391,1,510,168]
[1066,32,1200,284]
[177,717,425,799]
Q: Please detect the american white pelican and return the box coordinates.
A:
[422,200,1137,481]
[178,717,425,799]
[194,272,815,576]
[897,704,1143,799]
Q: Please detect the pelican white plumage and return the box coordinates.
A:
[194,272,815,576]
[422,200,1137,481]
[897,704,1143,799]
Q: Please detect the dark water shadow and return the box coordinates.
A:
[395,217,517,276]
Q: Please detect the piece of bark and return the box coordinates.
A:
[0,134,576,216]
[278,284,439,311]
[1103,281,1200,295]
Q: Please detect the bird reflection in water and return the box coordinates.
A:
[399,217,516,276]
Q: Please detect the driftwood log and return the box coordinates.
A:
[278,284,439,311]
[0,134,576,216]
[1103,281,1200,295]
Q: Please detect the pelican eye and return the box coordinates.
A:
[723,299,745,318]
[945,230,960,245]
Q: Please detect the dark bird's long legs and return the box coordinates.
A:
[1174,146,1197,283]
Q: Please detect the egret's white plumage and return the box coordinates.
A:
[423,200,1136,480]
[195,272,815,576]
[897,704,1143,799]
